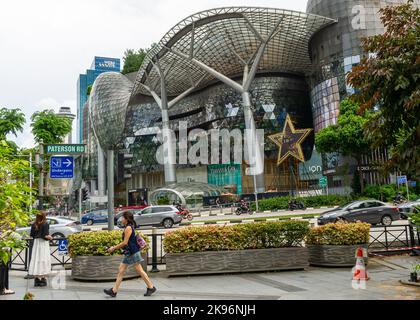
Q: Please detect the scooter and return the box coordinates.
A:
[176,206,193,221]
[235,204,253,215]
[288,200,306,211]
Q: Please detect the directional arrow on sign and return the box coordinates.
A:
[64,159,72,167]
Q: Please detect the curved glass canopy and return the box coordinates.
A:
[149,182,227,208]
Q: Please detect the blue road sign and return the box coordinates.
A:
[50,156,74,179]
[397,175,407,185]
[58,239,68,255]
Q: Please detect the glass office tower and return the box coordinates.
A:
[77,56,120,143]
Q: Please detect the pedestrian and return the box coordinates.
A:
[28,211,52,287]
[0,257,14,295]
[104,211,156,298]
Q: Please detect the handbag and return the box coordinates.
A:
[136,233,148,250]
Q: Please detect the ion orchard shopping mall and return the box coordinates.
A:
[79,0,419,208]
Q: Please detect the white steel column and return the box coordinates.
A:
[140,67,205,186]
[107,149,114,231]
[97,143,106,198]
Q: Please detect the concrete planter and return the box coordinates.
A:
[166,247,308,276]
[307,244,369,267]
[71,252,148,281]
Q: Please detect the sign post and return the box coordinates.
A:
[50,156,74,179]
[58,239,68,256]
[397,175,409,201]
[45,144,86,155]
[319,176,328,195]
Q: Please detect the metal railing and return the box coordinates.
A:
[368,225,420,254]
[10,238,72,272]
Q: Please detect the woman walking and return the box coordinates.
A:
[28,211,52,287]
[104,211,156,297]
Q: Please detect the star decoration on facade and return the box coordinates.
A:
[268,114,312,165]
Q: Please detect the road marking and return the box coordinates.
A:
[216,221,230,225]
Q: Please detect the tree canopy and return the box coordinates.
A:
[121,48,148,74]
[347,0,420,178]
[315,99,372,160]
[0,140,32,264]
[0,107,26,140]
[30,109,72,144]
[315,99,373,193]
[121,45,155,74]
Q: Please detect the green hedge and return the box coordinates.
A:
[163,221,310,254]
[306,222,371,246]
[250,195,351,211]
[68,230,149,257]
[363,184,419,202]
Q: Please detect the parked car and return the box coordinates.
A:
[398,199,420,219]
[17,217,82,239]
[81,210,109,225]
[317,200,400,226]
[117,206,183,229]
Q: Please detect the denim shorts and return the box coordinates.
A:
[122,251,144,265]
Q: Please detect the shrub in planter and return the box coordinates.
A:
[249,195,351,211]
[164,221,310,253]
[68,230,149,281]
[305,222,370,267]
[163,221,310,276]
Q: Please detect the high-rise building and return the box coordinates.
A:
[57,107,76,144]
[77,56,120,143]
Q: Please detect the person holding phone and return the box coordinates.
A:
[28,211,52,287]
[104,211,156,298]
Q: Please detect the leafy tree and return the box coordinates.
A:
[121,48,149,74]
[0,140,33,264]
[0,107,26,140]
[30,109,72,144]
[315,99,373,193]
[347,0,420,178]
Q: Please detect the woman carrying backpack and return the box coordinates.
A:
[104,211,156,297]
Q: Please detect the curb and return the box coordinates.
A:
[190,206,337,218]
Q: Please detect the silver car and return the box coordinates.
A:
[118,206,183,229]
[17,217,83,239]
[398,199,420,219]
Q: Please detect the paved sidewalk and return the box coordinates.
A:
[2,256,419,300]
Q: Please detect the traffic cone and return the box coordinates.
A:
[352,247,369,282]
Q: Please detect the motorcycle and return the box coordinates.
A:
[235,203,253,215]
[393,198,406,206]
[176,205,193,221]
[288,200,306,211]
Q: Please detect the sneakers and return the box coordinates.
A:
[34,278,47,287]
[104,288,117,298]
[144,287,157,297]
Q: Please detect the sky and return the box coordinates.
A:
[0,0,308,149]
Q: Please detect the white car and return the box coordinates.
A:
[17,217,83,239]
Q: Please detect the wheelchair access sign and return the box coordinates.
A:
[58,239,68,256]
